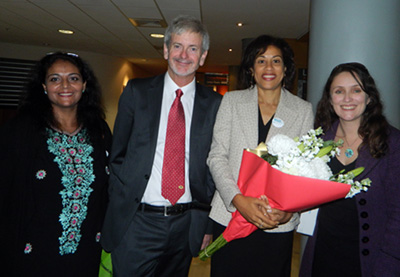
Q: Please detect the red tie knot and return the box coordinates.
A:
[176,89,183,98]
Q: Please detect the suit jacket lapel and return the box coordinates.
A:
[237,86,258,147]
[190,83,208,133]
[189,84,210,181]
[356,147,380,180]
[147,75,164,157]
[267,89,298,141]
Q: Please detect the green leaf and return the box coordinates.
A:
[261,153,278,165]
[347,167,365,178]
[316,145,333,157]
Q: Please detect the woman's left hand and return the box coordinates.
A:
[268,209,292,225]
[259,195,292,225]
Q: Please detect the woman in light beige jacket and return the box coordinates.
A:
[207,35,313,277]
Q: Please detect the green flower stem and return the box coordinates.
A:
[198,234,228,261]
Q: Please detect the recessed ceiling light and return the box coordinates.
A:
[150,33,164,38]
[229,48,233,52]
[237,22,243,27]
[58,29,74,35]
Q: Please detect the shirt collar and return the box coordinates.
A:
[164,72,196,97]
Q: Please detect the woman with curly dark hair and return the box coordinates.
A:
[208,35,313,276]
[0,52,112,276]
[238,35,296,91]
[300,62,400,276]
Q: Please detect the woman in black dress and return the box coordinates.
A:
[0,52,112,276]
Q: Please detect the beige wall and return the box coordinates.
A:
[0,42,154,130]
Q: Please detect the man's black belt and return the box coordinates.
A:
[138,202,211,216]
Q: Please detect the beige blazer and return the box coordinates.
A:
[207,87,314,232]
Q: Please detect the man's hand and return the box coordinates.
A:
[200,234,213,250]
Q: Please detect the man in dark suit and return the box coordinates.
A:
[101,15,222,276]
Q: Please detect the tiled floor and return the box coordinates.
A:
[189,232,301,277]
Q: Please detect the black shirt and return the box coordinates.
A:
[312,156,361,277]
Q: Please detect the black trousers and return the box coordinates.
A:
[112,210,192,277]
[211,221,293,277]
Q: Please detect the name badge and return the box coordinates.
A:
[272,117,284,128]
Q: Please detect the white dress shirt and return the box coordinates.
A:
[141,72,195,206]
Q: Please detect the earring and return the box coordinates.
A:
[82,90,85,93]
[44,90,48,95]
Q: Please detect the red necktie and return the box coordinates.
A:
[162,89,185,205]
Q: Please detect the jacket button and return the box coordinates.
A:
[144,174,150,180]
[360,212,368,218]
[362,249,370,256]
[134,198,140,203]
[362,223,369,230]
[358,198,367,205]
[362,237,369,243]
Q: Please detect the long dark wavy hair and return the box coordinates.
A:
[315,62,389,158]
[238,35,295,91]
[19,52,106,139]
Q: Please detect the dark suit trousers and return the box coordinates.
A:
[112,209,192,277]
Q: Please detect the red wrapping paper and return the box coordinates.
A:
[223,150,350,242]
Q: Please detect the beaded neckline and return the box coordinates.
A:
[47,128,94,255]
[51,125,83,137]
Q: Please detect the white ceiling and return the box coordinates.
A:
[0,0,310,73]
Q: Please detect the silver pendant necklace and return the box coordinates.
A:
[339,124,359,158]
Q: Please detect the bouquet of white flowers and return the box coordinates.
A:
[264,127,371,199]
[199,127,371,260]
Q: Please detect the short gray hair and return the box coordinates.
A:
[164,15,210,53]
